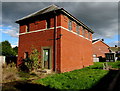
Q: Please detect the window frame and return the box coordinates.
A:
[82,28,85,37]
[76,25,80,34]
[68,20,72,31]
[88,32,91,39]
[26,24,29,32]
[46,18,50,29]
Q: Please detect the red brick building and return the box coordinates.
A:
[16,4,94,73]
[92,39,110,58]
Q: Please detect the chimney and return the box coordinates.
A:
[115,45,117,47]
[101,39,104,41]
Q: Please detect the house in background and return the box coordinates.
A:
[110,46,120,61]
[110,46,120,53]
[92,39,110,62]
[16,4,94,73]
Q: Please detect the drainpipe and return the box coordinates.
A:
[53,10,57,72]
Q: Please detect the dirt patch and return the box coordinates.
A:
[2,63,20,83]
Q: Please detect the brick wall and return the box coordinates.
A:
[18,13,93,73]
[93,41,110,57]
[59,14,93,72]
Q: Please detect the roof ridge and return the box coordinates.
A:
[16,4,60,22]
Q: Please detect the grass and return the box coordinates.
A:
[34,68,108,90]
[34,62,120,90]
[88,61,120,69]
[2,62,120,91]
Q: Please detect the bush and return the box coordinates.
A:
[24,48,41,71]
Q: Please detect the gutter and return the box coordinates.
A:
[53,10,57,72]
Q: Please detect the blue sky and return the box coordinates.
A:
[0,25,18,47]
[1,2,119,47]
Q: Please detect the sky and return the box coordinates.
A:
[0,2,119,47]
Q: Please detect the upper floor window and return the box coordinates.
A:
[76,25,80,34]
[26,24,29,32]
[88,32,90,39]
[82,28,85,37]
[46,18,50,29]
[68,20,72,31]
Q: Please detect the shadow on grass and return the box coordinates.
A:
[2,80,58,91]
[88,70,119,91]
[2,70,120,91]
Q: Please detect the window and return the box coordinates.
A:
[88,32,90,39]
[76,25,80,34]
[68,20,72,31]
[46,18,50,29]
[24,52,29,59]
[82,28,85,37]
[26,24,29,32]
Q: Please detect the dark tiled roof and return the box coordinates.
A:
[16,4,60,23]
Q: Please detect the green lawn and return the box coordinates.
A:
[89,61,120,69]
[34,68,108,90]
[34,62,120,90]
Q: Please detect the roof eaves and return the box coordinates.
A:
[92,39,110,47]
[92,39,101,44]
[61,9,94,33]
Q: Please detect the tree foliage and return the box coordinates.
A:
[13,46,18,55]
[0,40,17,56]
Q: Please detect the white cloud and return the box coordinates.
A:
[11,41,18,48]
[11,44,18,48]
[2,25,19,37]
[0,25,3,27]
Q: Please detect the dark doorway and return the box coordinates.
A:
[43,49,50,69]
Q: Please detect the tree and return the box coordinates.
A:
[0,40,16,56]
[13,46,18,55]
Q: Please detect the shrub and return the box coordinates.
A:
[24,47,41,71]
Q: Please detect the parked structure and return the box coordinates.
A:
[16,4,94,73]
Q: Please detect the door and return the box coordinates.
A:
[43,49,50,69]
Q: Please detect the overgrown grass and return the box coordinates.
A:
[34,62,120,90]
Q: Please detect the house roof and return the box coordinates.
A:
[16,4,94,33]
[92,39,110,48]
[16,4,60,23]
[110,47,120,52]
